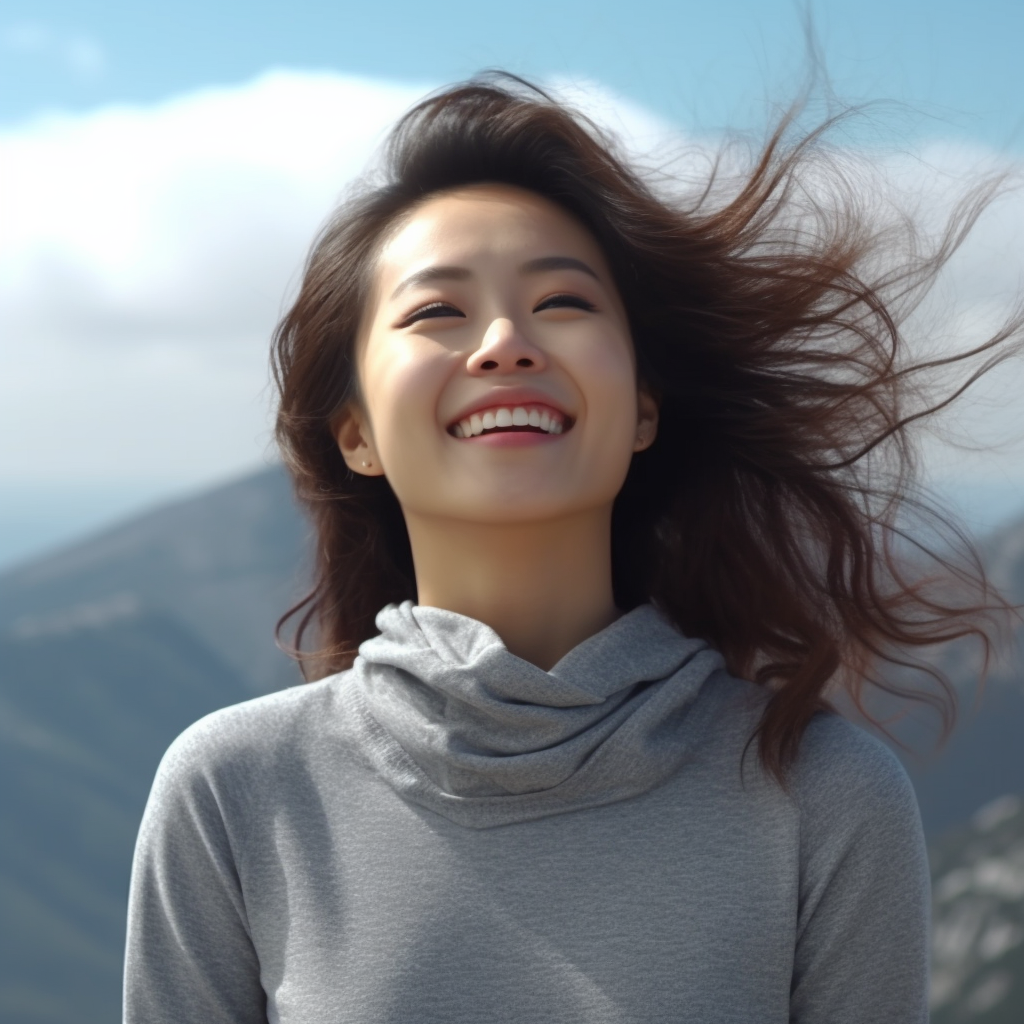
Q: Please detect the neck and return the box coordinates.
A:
[405,508,620,671]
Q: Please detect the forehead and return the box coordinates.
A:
[375,185,607,286]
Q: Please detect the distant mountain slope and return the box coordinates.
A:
[887,511,1024,835]
[899,674,1024,837]
[0,465,1022,1023]
[0,466,309,693]
[0,612,256,1023]
[930,795,1024,1023]
[0,467,307,1024]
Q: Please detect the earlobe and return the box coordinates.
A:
[633,390,660,452]
[333,404,384,476]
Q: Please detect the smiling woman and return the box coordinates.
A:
[333,184,657,669]
[124,74,1022,1024]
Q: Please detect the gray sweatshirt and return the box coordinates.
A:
[124,601,930,1023]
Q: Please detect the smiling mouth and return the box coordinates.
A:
[448,404,572,439]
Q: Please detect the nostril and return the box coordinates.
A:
[515,358,534,367]
[481,359,499,370]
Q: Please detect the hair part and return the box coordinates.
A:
[272,72,1023,785]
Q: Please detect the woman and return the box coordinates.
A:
[124,76,1020,1022]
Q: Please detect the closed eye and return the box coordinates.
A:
[399,301,466,327]
[533,293,597,313]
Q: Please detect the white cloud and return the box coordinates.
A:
[879,143,1024,491]
[0,71,431,485]
[0,69,1022,521]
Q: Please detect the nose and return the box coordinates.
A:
[466,318,547,375]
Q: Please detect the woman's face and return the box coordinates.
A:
[336,184,657,525]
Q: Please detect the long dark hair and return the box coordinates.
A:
[272,73,1022,783]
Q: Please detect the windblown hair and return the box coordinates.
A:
[273,73,1022,784]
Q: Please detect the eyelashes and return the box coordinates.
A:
[398,301,463,327]
[534,294,596,313]
[399,293,596,327]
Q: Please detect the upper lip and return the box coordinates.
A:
[445,387,574,431]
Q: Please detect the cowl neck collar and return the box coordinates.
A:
[340,601,725,828]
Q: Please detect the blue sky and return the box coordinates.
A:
[3,0,1022,147]
[2,0,1023,569]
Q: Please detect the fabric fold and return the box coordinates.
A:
[341,601,727,828]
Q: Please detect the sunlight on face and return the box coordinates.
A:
[339,184,656,526]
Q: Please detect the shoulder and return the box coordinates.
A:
[707,671,917,809]
[148,676,347,802]
[783,710,926,889]
[698,672,921,840]
[790,710,920,824]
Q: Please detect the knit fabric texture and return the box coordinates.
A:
[124,602,930,1023]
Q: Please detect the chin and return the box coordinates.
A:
[452,488,616,526]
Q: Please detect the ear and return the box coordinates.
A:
[633,388,660,453]
[333,402,385,476]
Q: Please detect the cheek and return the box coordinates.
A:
[574,331,639,434]
[361,340,446,455]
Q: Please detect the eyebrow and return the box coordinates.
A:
[520,256,600,281]
[389,265,471,300]
[389,255,600,300]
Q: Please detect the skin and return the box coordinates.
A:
[334,184,658,670]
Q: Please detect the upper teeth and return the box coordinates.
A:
[452,405,565,438]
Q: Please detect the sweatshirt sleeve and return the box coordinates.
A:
[123,720,267,1024]
[789,716,931,1024]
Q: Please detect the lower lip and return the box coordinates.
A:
[454,430,565,447]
